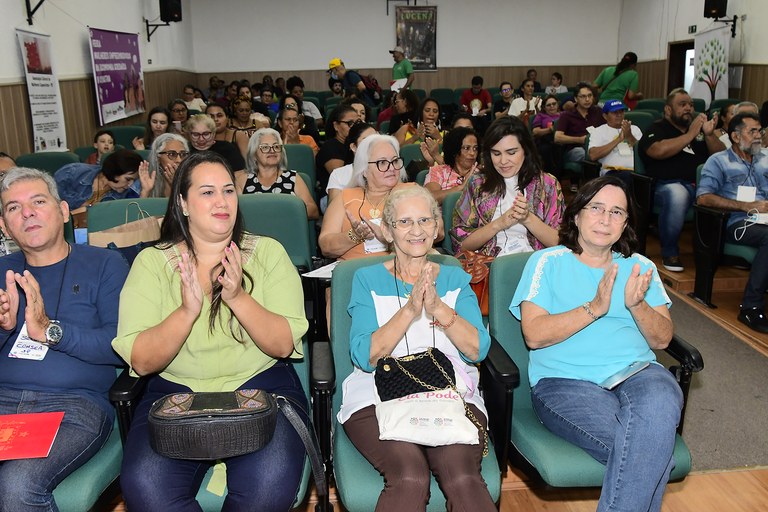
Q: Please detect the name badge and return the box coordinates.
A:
[737,185,757,203]
[363,218,388,254]
[8,322,48,361]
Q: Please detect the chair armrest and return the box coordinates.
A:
[693,204,730,254]
[109,367,146,403]
[664,333,704,373]
[310,341,335,392]
[483,337,520,388]
[582,160,601,182]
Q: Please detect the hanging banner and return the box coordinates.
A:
[88,28,145,125]
[15,29,67,152]
[395,6,437,71]
[690,27,730,110]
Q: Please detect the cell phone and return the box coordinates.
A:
[599,361,650,390]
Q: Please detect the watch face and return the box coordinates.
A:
[46,323,63,344]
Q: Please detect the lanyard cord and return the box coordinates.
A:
[23,244,70,320]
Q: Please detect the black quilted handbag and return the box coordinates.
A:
[374,347,456,402]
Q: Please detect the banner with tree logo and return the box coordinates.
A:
[690,27,729,110]
[395,6,437,71]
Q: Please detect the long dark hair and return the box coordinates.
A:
[614,52,638,77]
[479,116,543,197]
[158,151,253,339]
[559,175,638,257]
[344,122,374,165]
[144,106,171,146]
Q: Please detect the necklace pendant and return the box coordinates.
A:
[403,291,410,299]
[369,208,381,218]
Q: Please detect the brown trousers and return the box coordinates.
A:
[343,404,496,512]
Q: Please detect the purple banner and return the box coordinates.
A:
[88,28,145,125]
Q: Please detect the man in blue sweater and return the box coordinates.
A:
[0,167,129,511]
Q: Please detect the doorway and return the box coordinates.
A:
[668,40,695,92]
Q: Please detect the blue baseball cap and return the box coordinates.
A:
[603,100,627,113]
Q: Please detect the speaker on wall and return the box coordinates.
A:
[160,0,182,23]
[704,0,727,18]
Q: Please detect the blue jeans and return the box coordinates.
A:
[653,179,695,258]
[120,362,307,512]
[0,389,112,512]
[727,222,768,309]
[531,364,683,512]
[564,147,585,164]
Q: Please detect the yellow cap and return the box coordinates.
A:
[327,57,342,71]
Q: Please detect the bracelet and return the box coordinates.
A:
[347,228,362,245]
[582,301,599,322]
[431,308,458,329]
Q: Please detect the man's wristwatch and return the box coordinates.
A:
[43,320,63,346]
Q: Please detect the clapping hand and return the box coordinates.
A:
[14,270,49,341]
[0,270,19,331]
[591,263,618,317]
[219,242,244,303]
[138,161,156,197]
[178,252,203,318]
[625,263,652,310]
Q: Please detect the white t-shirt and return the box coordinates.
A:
[184,98,207,112]
[302,101,322,121]
[545,85,569,95]
[492,175,533,255]
[508,96,542,117]
[326,164,354,193]
[588,123,643,173]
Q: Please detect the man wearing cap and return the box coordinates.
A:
[639,88,724,272]
[327,58,376,107]
[587,99,643,186]
[390,46,414,90]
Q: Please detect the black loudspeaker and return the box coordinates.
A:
[160,0,182,23]
[704,0,727,18]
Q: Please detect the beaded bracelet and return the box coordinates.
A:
[582,301,599,322]
[347,228,363,244]
[431,308,458,329]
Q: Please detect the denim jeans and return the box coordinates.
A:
[531,364,683,512]
[120,362,307,512]
[0,389,112,512]
[564,147,585,164]
[727,222,768,309]
[653,179,695,258]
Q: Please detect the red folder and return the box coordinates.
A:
[0,412,65,460]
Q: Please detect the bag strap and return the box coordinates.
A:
[274,395,327,497]
[124,201,151,225]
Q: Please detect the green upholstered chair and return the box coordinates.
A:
[285,144,317,194]
[690,166,758,307]
[328,256,516,511]
[400,142,425,169]
[109,337,328,511]
[692,98,706,113]
[709,98,740,112]
[74,146,97,162]
[415,168,428,186]
[324,96,342,113]
[411,88,427,102]
[86,198,168,234]
[109,126,146,149]
[429,88,456,108]
[624,111,656,134]
[453,88,466,106]
[488,252,703,487]
[378,120,390,135]
[635,99,666,113]
[441,191,462,254]
[16,151,80,176]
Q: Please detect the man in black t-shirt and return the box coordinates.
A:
[639,88,724,272]
[327,58,377,107]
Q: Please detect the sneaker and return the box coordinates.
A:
[570,184,578,193]
[738,307,768,334]
[662,256,684,272]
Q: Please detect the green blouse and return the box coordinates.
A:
[112,234,307,391]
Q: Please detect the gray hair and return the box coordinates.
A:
[148,133,189,198]
[351,134,405,188]
[0,167,61,214]
[733,101,759,115]
[382,185,439,228]
[246,128,288,176]
[185,113,215,133]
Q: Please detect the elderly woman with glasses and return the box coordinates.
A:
[185,114,246,179]
[147,133,189,197]
[320,134,443,261]
[510,175,681,512]
[242,128,319,220]
[339,185,496,511]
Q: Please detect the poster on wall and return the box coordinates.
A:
[690,27,730,110]
[88,28,145,125]
[395,6,437,71]
[15,29,67,152]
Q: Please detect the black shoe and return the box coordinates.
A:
[662,256,684,272]
[738,307,768,334]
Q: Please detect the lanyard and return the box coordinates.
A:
[23,244,70,321]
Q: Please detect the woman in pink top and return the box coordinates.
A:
[423,127,479,205]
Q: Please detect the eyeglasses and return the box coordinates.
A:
[743,127,766,137]
[189,131,213,139]
[391,217,437,230]
[369,157,404,172]
[258,144,283,153]
[545,102,558,107]
[338,119,362,127]
[501,87,512,93]
[158,150,189,160]
[582,204,627,223]
[171,108,187,114]
[461,145,479,152]
[576,93,594,99]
